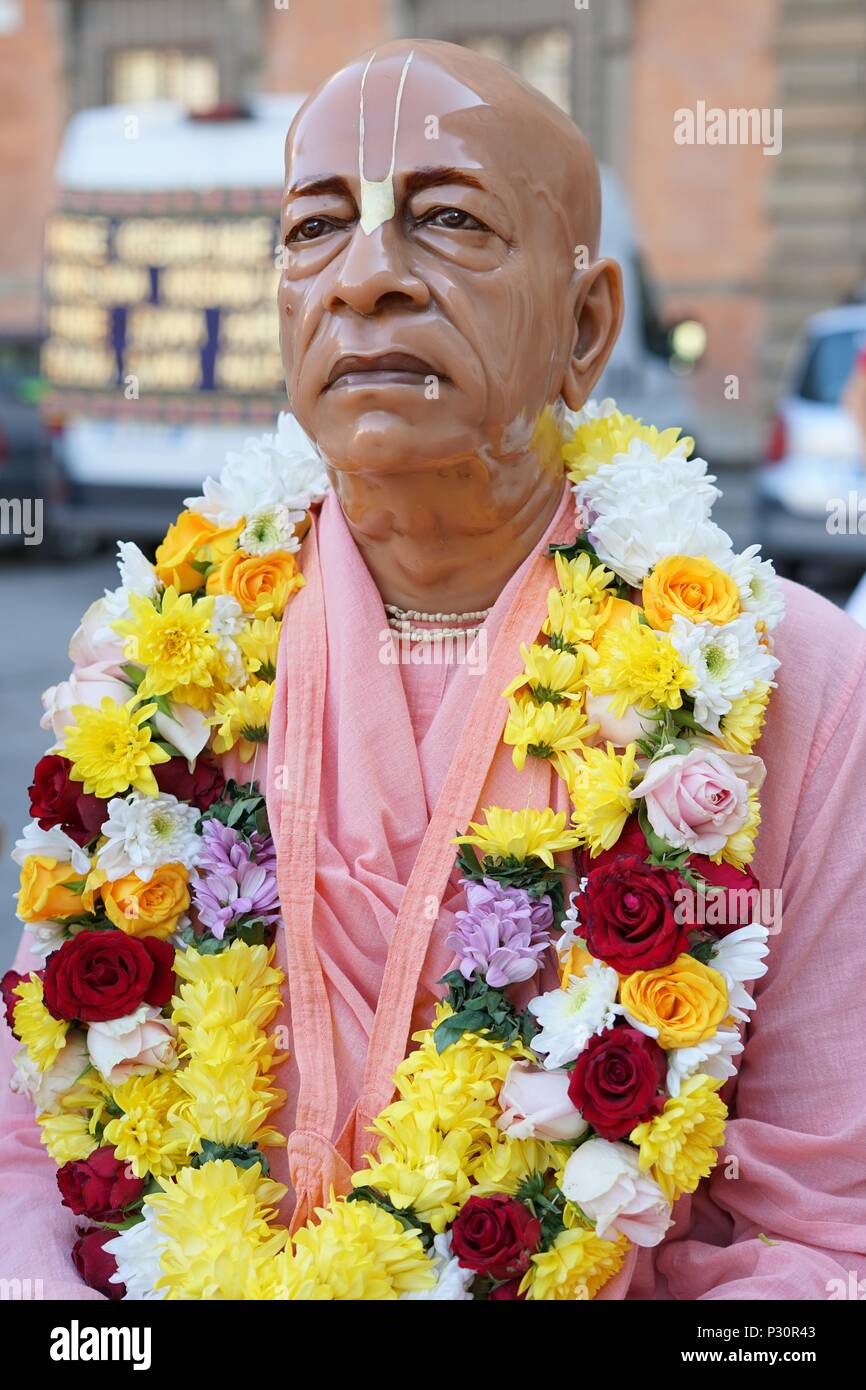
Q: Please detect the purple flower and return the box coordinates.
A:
[193,821,281,939]
[445,877,553,989]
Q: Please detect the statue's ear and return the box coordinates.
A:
[561,257,624,411]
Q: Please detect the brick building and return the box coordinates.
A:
[2,0,865,458]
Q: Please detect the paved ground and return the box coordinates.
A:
[0,471,860,969]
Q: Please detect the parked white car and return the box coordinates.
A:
[758,304,866,577]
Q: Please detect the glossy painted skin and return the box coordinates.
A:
[278,40,624,611]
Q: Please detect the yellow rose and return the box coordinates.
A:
[17,855,86,922]
[98,863,190,939]
[206,548,304,618]
[642,555,740,631]
[591,595,635,648]
[155,511,243,593]
[618,953,728,1048]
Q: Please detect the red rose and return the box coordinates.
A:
[568,1027,666,1141]
[1,968,29,1035]
[154,755,225,810]
[58,1146,145,1223]
[682,857,762,938]
[450,1194,541,1280]
[43,930,175,1023]
[488,1278,526,1300]
[578,855,689,973]
[71,1226,125,1299]
[28,754,107,847]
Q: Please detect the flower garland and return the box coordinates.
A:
[2,400,781,1300]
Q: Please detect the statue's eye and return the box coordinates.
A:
[421,207,489,232]
[287,218,338,243]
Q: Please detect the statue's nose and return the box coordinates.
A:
[324,223,430,317]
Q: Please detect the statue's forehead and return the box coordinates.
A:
[286,55,491,179]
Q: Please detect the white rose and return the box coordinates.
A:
[560,1137,672,1247]
[584,692,655,749]
[41,664,132,742]
[10,1031,89,1114]
[86,1006,178,1086]
[497,1060,589,1141]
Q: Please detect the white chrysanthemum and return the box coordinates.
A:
[561,396,619,431]
[96,792,201,882]
[668,614,779,734]
[574,439,730,586]
[12,820,91,875]
[556,887,588,960]
[724,544,786,630]
[209,594,245,638]
[105,1206,168,1300]
[529,961,622,1070]
[240,503,305,556]
[401,1233,474,1301]
[666,1023,744,1098]
[185,413,329,525]
[116,541,160,599]
[217,637,248,689]
[709,923,770,1022]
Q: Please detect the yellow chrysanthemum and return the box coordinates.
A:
[387,1024,519,1140]
[12,974,69,1070]
[274,1197,435,1301]
[543,587,598,647]
[113,587,224,704]
[354,1122,476,1233]
[563,409,693,485]
[453,806,580,869]
[103,1072,188,1178]
[237,616,281,682]
[502,641,595,704]
[471,1135,567,1197]
[567,741,638,856]
[38,1109,98,1163]
[147,1160,288,1300]
[503,696,595,771]
[62,696,169,798]
[169,1057,286,1154]
[712,788,761,869]
[589,613,694,716]
[552,551,616,605]
[630,1074,728,1204]
[520,1227,629,1300]
[720,682,771,754]
[171,941,284,1033]
[210,681,274,761]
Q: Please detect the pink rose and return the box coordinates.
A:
[85,1005,178,1085]
[631,746,765,855]
[560,1137,672,1247]
[497,1060,589,1141]
[41,664,132,742]
[68,597,126,672]
[585,692,655,749]
[10,1031,90,1114]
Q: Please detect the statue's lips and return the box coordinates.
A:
[324,353,446,391]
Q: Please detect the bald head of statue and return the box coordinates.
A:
[278,38,623,496]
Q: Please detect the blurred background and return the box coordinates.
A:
[2,0,866,959]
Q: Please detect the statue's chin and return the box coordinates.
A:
[313,410,481,476]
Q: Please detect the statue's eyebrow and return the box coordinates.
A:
[286,175,355,199]
[401,167,485,197]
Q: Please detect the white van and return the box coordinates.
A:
[40,106,697,542]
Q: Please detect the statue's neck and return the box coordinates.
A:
[326,453,565,613]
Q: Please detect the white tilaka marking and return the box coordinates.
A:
[358,49,415,235]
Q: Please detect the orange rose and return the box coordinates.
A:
[642,555,740,631]
[206,548,304,618]
[155,511,243,593]
[98,863,190,939]
[618,954,728,1049]
[17,855,87,922]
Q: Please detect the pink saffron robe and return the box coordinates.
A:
[2,483,866,1299]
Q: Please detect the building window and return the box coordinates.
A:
[109,47,219,110]
[460,27,573,113]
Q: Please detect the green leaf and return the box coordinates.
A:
[120,662,146,689]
